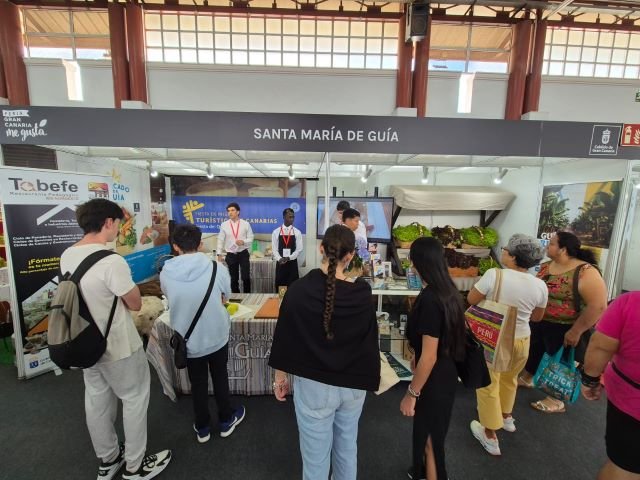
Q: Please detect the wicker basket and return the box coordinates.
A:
[394,239,414,249]
[448,266,479,278]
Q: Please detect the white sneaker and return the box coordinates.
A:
[97,443,125,480]
[122,450,172,480]
[470,420,501,456]
[502,416,516,433]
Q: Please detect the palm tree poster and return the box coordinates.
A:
[537,181,622,249]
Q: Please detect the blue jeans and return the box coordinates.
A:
[293,376,367,480]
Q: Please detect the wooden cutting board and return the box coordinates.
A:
[254,298,281,319]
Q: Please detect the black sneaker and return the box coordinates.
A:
[406,467,426,480]
[98,443,125,480]
[121,450,172,480]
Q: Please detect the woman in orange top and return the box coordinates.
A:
[520,231,608,413]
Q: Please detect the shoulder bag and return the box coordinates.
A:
[464,268,518,372]
[169,261,217,369]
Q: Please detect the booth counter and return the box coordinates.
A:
[147,293,280,400]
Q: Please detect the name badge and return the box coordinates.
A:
[283,248,291,257]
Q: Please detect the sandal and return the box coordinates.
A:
[518,376,534,388]
[530,398,566,414]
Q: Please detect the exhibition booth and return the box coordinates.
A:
[1,106,640,394]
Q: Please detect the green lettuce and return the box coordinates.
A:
[392,223,431,242]
[461,227,499,247]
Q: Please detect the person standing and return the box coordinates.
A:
[467,235,548,456]
[271,208,303,290]
[342,207,367,244]
[269,225,380,480]
[161,224,245,444]
[581,292,640,480]
[401,237,466,480]
[217,202,254,293]
[519,231,608,414]
[329,199,351,227]
[59,199,171,480]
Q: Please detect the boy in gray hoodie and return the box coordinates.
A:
[160,224,245,443]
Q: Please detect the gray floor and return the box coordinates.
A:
[0,362,607,480]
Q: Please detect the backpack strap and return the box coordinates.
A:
[69,250,118,284]
[69,249,119,339]
[184,261,218,342]
[572,263,587,315]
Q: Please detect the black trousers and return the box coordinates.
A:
[186,344,234,428]
[524,321,590,375]
[226,249,251,293]
[275,258,299,291]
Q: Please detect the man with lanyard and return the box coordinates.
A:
[217,202,254,293]
[271,208,303,290]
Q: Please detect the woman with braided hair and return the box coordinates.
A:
[269,224,380,480]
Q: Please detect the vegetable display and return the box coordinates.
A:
[444,249,479,269]
[431,226,463,248]
[461,226,499,248]
[392,222,431,242]
[478,257,501,276]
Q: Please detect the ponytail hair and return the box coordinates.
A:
[321,225,356,341]
[556,231,598,267]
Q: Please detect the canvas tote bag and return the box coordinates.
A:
[464,269,517,372]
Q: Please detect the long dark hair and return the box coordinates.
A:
[320,225,356,340]
[556,231,598,267]
[409,237,466,361]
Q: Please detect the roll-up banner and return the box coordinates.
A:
[0,167,166,379]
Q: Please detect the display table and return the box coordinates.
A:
[247,258,277,294]
[146,293,279,401]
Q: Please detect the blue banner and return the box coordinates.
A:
[125,244,172,283]
[171,196,306,234]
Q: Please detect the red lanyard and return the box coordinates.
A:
[280,226,292,248]
[230,220,241,240]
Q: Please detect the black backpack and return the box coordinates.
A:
[48,250,118,369]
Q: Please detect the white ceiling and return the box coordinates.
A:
[49,145,580,178]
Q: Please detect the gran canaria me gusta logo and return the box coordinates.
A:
[182,200,205,223]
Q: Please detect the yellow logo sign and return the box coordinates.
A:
[111,168,121,183]
[182,200,205,223]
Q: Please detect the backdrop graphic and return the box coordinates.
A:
[170,177,307,235]
[536,181,622,270]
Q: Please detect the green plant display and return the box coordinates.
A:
[461,227,499,247]
[478,257,501,276]
[392,223,431,242]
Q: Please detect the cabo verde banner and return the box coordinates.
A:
[172,196,306,234]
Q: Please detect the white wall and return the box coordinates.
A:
[147,64,397,114]
[426,73,508,119]
[26,60,114,108]
[22,59,640,123]
[540,77,640,123]
[621,186,640,291]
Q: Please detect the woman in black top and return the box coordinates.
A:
[269,225,380,480]
[401,237,466,480]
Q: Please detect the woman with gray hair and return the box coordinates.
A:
[466,234,549,456]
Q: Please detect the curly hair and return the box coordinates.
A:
[321,225,356,340]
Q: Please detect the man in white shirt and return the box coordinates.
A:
[59,199,171,480]
[342,207,368,244]
[217,202,254,293]
[271,208,303,290]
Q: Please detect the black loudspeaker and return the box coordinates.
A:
[332,186,337,196]
[374,187,379,197]
[405,1,429,42]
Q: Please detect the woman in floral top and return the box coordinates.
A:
[519,231,608,413]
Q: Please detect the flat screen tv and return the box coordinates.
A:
[316,197,395,243]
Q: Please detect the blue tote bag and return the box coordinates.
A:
[533,346,582,404]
